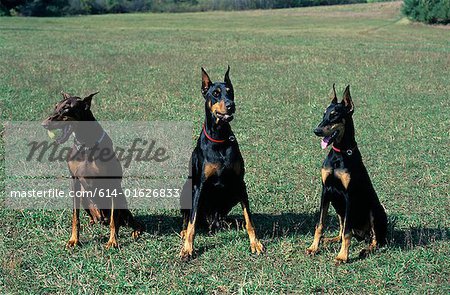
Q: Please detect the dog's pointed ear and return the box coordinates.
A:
[61,91,71,100]
[329,84,337,104]
[201,67,212,97]
[342,85,354,113]
[83,91,99,110]
[224,65,234,97]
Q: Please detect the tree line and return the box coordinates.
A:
[402,0,450,24]
[1,0,371,16]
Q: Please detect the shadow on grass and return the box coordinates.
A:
[134,211,336,238]
[134,212,449,250]
[387,216,449,250]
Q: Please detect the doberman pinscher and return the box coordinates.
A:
[179,67,264,260]
[306,85,387,264]
[42,91,142,249]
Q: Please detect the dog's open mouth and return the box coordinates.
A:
[215,111,234,123]
[49,124,73,144]
[321,130,339,149]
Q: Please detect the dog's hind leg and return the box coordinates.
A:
[359,205,387,258]
[119,209,142,240]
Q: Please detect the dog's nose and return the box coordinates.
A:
[314,128,323,136]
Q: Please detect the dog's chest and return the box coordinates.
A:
[321,167,351,190]
[204,158,241,179]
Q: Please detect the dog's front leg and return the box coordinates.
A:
[180,186,201,261]
[335,193,352,264]
[306,187,330,255]
[67,178,81,248]
[105,197,119,249]
[241,195,264,255]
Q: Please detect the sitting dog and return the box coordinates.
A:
[179,67,264,260]
[306,85,387,264]
[42,91,142,249]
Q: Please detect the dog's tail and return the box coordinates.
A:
[372,202,388,246]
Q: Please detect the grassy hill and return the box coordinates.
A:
[0,2,449,293]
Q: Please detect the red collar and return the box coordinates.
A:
[202,124,226,144]
[332,144,356,156]
[332,145,342,153]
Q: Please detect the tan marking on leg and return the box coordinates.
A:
[180,212,196,260]
[243,207,264,254]
[335,233,352,264]
[335,169,351,189]
[105,200,118,249]
[204,162,220,179]
[321,167,332,184]
[66,208,80,248]
[306,224,323,255]
[306,202,330,254]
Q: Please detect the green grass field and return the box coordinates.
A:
[1,1,449,293]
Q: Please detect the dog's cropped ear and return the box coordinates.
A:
[61,91,71,100]
[224,65,234,98]
[329,84,337,104]
[342,85,354,113]
[201,67,212,97]
[83,91,99,110]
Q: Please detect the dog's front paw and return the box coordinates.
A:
[179,247,194,261]
[66,239,81,248]
[250,239,264,255]
[305,246,319,256]
[334,254,348,265]
[180,230,187,239]
[105,239,119,249]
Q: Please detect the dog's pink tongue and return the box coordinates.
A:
[321,137,330,149]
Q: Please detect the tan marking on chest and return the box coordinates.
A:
[204,162,220,179]
[68,159,100,178]
[321,167,332,184]
[334,169,351,189]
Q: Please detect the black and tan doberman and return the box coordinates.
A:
[42,91,142,249]
[306,85,387,264]
[179,67,264,260]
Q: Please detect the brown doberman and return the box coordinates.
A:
[42,91,142,249]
